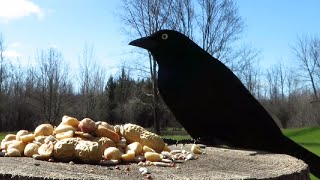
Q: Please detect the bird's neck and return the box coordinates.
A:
[154,52,194,67]
[156,54,199,82]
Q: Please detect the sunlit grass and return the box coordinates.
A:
[0,132,5,141]
[283,127,320,180]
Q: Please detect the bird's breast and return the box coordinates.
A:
[157,66,202,108]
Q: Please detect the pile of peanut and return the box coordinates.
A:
[0,115,203,166]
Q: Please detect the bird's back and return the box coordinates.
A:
[130,29,320,178]
[157,46,283,149]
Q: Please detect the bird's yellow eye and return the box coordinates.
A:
[161,33,168,40]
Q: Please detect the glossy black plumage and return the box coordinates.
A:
[129,30,320,178]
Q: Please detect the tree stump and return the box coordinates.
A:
[0,144,310,180]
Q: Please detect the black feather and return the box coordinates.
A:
[129,29,320,178]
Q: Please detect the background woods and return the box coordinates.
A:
[0,0,320,132]
[1,32,320,132]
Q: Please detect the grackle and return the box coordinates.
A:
[129,29,320,178]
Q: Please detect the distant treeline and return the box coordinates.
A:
[1,34,320,132]
[0,47,178,131]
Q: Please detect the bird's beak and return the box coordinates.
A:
[129,36,156,50]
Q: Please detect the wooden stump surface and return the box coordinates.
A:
[0,144,310,180]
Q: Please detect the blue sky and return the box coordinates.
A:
[1,0,320,76]
[238,0,320,67]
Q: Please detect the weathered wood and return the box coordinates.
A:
[0,144,310,180]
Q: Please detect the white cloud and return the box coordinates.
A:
[3,49,21,58]
[0,0,44,23]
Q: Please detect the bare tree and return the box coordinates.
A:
[196,0,259,86]
[264,63,292,127]
[25,66,37,100]
[7,64,31,130]
[197,0,244,61]
[233,45,260,96]
[0,34,10,97]
[286,67,300,100]
[278,63,286,100]
[168,0,194,37]
[0,34,10,131]
[289,34,320,126]
[168,0,249,69]
[120,0,174,134]
[0,34,5,95]
[35,48,72,124]
[120,0,251,133]
[266,66,280,102]
[265,63,289,101]
[292,35,319,100]
[310,36,320,81]
[0,34,4,130]
[22,66,39,129]
[78,44,105,119]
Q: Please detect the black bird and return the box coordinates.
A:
[129,29,320,178]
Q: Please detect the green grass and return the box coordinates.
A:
[283,127,320,155]
[0,132,7,141]
[0,132,18,142]
[282,127,320,180]
[161,135,191,140]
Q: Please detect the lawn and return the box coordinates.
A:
[1,128,319,179]
[0,132,7,141]
[283,127,320,155]
[282,128,320,180]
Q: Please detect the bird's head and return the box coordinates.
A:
[129,30,195,62]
